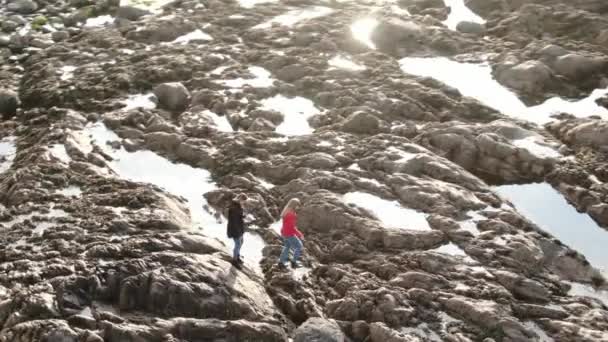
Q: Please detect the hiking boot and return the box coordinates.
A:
[231,259,242,269]
[277,262,287,269]
[291,261,302,268]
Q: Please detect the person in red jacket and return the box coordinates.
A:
[278,198,304,268]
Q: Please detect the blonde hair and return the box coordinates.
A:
[281,198,301,217]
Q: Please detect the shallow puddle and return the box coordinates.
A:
[566,282,608,307]
[431,242,475,263]
[399,57,608,124]
[458,210,484,236]
[328,56,366,71]
[85,123,264,269]
[59,66,77,81]
[56,186,83,197]
[259,95,320,136]
[523,321,555,342]
[49,144,71,164]
[219,66,274,88]
[238,0,277,8]
[442,0,485,30]
[511,137,561,159]
[254,6,334,29]
[172,29,212,44]
[351,17,378,49]
[84,15,114,28]
[252,176,274,189]
[202,110,233,132]
[387,146,418,163]
[0,137,16,173]
[495,183,608,277]
[343,191,431,231]
[123,0,174,12]
[121,93,157,111]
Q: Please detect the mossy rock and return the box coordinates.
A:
[31,15,48,30]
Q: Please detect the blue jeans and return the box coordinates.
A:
[279,236,302,264]
[233,235,243,260]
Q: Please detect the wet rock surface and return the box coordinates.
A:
[1,0,608,341]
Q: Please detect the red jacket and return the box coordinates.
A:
[281,211,303,238]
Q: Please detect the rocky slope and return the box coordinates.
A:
[1,0,608,341]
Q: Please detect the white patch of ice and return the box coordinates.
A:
[351,17,378,49]
[512,137,561,159]
[49,144,71,164]
[260,95,320,136]
[442,0,486,30]
[120,48,135,55]
[172,29,213,44]
[589,175,602,185]
[343,191,430,231]
[60,66,77,81]
[84,15,114,28]
[219,66,275,88]
[254,6,334,29]
[399,57,608,124]
[121,93,157,111]
[0,137,16,173]
[328,56,366,71]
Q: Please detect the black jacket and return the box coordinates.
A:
[226,201,245,238]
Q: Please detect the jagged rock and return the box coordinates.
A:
[248,117,276,132]
[552,53,607,80]
[153,82,191,112]
[389,271,449,290]
[368,322,411,342]
[341,111,382,135]
[116,6,151,21]
[371,18,424,55]
[493,270,551,303]
[0,89,19,119]
[294,317,346,342]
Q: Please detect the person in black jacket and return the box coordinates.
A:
[227,194,247,266]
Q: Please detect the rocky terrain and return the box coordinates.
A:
[1,0,608,341]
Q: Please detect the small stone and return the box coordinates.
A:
[0,89,19,119]
[456,21,485,34]
[52,30,70,42]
